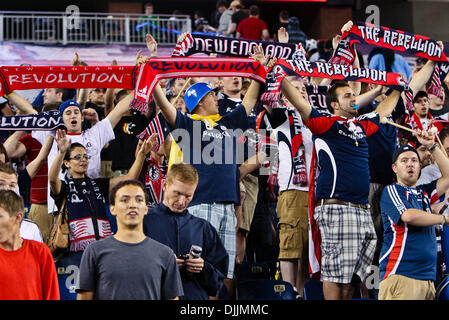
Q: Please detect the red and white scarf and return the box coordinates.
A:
[129,57,267,113]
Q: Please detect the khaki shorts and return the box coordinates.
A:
[101,160,113,178]
[379,274,436,300]
[239,174,259,232]
[27,203,51,243]
[276,190,309,260]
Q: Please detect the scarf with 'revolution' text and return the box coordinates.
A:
[129,57,267,113]
[0,59,266,118]
[260,58,409,108]
[0,65,137,97]
[0,110,65,131]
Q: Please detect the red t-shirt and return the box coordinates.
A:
[19,134,47,204]
[236,17,268,40]
[0,240,60,300]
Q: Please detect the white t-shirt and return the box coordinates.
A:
[417,163,442,186]
[273,107,313,192]
[20,219,43,242]
[32,117,115,213]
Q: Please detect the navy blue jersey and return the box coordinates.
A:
[379,182,437,281]
[173,105,249,206]
[306,107,380,204]
[361,93,405,185]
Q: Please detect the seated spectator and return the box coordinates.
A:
[144,163,229,300]
[193,10,216,33]
[138,2,160,41]
[0,190,59,300]
[76,179,183,300]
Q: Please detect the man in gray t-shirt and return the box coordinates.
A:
[76,179,183,300]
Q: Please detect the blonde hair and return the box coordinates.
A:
[166,163,198,185]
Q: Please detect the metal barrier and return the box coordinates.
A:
[0,11,192,45]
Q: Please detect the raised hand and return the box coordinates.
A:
[82,108,99,124]
[266,57,278,69]
[341,20,353,34]
[414,128,437,149]
[332,34,342,50]
[176,32,188,44]
[138,133,158,156]
[250,44,270,67]
[135,49,150,66]
[277,27,288,44]
[146,33,158,57]
[72,52,83,66]
[55,129,71,154]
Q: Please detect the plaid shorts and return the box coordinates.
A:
[314,203,377,284]
[188,202,236,278]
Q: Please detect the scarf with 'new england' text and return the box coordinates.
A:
[172,33,304,60]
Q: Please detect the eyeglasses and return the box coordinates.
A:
[70,154,91,161]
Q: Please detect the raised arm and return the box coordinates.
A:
[49,129,71,196]
[281,77,312,122]
[374,89,402,119]
[103,60,122,117]
[3,131,27,159]
[356,85,383,109]
[104,88,115,117]
[146,34,158,58]
[241,45,268,116]
[73,53,89,109]
[152,83,177,128]
[414,129,449,197]
[109,133,156,191]
[106,50,150,128]
[105,90,134,129]
[6,92,38,115]
[407,54,440,96]
[26,134,54,179]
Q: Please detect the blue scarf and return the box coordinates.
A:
[0,110,65,131]
[64,174,112,252]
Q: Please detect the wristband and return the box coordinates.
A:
[442,214,447,225]
[428,143,438,153]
